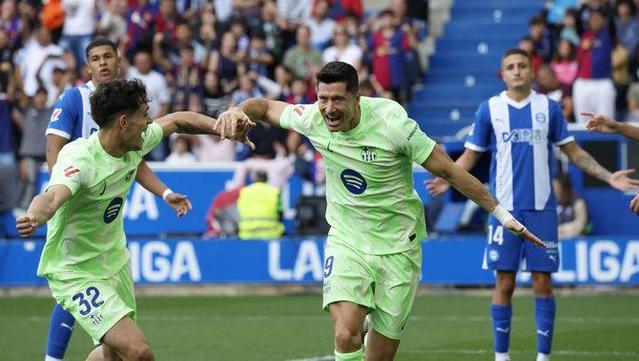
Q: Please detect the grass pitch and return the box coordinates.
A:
[1,293,638,360]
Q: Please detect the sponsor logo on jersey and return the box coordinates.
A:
[340,169,367,194]
[64,165,80,177]
[103,197,124,224]
[360,146,377,162]
[51,108,62,122]
[293,105,305,116]
[407,123,418,140]
[501,128,545,144]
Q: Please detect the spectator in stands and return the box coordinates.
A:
[283,25,323,81]
[166,135,197,164]
[237,170,284,239]
[612,37,632,113]
[560,8,581,46]
[553,174,589,239]
[322,24,363,70]
[0,58,17,227]
[202,71,231,118]
[246,32,274,78]
[124,0,158,56]
[156,0,183,39]
[625,82,639,121]
[518,35,543,75]
[529,16,554,62]
[192,133,237,162]
[59,0,96,69]
[153,21,207,71]
[34,53,72,106]
[208,31,243,93]
[259,0,285,62]
[273,65,292,100]
[99,0,128,44]
[546,0,578,27]
[230,73,264,106]
[614,0,639,62]
[286,78,311,104]
[326,0,363,21]
[127,50,170,119]
[1,0,23,46]
[561,94,576,122]
[537,65,563,102]
[175,0,206,21]
[229,18,251,54]
[16,25,64,97]
[550,38,578,95]
[276,0,312,26]
[369,8,412,101]
[573,9,615,123]
[15,87,50,211]
[306,0,337,50]
[170,44,204,112]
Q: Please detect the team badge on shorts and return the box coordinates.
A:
[489,249,500,262]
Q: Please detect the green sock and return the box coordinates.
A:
[335,346,364,361]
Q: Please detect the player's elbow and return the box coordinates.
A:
[127,343,155,361]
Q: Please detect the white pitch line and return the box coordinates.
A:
[403,349,639,358]
[285,356,333,361]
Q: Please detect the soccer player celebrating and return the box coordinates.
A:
[427,49,639,361]
[217,61,545,361]
[17,79,253,361]
[583,111,639,215]
[43,39,189,361]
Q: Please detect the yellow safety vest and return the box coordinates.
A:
[237,182,284,239]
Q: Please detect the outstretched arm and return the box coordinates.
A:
[155,111,255,149]
[560,141,639,191]
[425,148,482,196]
[135,161,192,217]
[583,112,639,141]
[16,185,71,237]
[219,98,290,128]
[422,146,545,247]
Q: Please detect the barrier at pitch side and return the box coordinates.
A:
[1,237,638,286]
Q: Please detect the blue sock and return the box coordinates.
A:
[535,297,556,355]
[46,304,75,359]
[491,304,512,353]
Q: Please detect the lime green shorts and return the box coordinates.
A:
[322,239,422,340]
[48,263,137,344]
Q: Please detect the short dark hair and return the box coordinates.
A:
[85,38,118,59]
[35,87,48,95]
[529,15,546,26]
[90,79,149,128]
[316,61,359,94]
[503,48,533,64]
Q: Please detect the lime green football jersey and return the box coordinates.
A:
[37,122,164,281]
[280,97,436,255]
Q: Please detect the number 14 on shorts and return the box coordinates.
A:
[488,225,504,245]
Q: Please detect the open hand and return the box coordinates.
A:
[582,112,619,134]
[504,219,546,248]
[215,108,256,150]
[165,192,192,217]
[425,177,450,196]
[609,169,639,191]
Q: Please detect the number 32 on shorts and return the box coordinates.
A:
[72,286,104,316]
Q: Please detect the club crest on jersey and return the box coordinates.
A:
[535,112,547,123]
[103,197,124,224]
[360,147,377,162]
[340,169,367,195]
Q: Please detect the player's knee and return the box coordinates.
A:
[334,325,362,351]
[126,343,154,361]
[496,277,515,296]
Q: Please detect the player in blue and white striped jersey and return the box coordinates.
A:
[427,48,639,361]
[43,39,192,361]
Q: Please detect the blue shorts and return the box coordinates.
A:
[483,210,559,273]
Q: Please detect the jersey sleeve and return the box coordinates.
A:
[387,103,436,164]
[45,88,81,139]
[48,143,93,195]
[139,122,164,156]
[279,103,315,135]
[548,99,575,146]
[465,101,492,152]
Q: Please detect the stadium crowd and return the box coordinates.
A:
[0,0,428,222]
[525,0,639,123]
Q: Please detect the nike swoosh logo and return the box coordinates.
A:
[327,142,333,152]
[537,329,550,337]
[61,323,73,330]
[98,181,106,196]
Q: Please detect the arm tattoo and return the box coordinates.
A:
[573,151,611,182]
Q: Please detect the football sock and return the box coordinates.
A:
[494,352,510,361]
[536,352,550,361]
[491,304,512,354]
[334,346,364,361]
[535,297,556,355]
[46,304,75,360]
